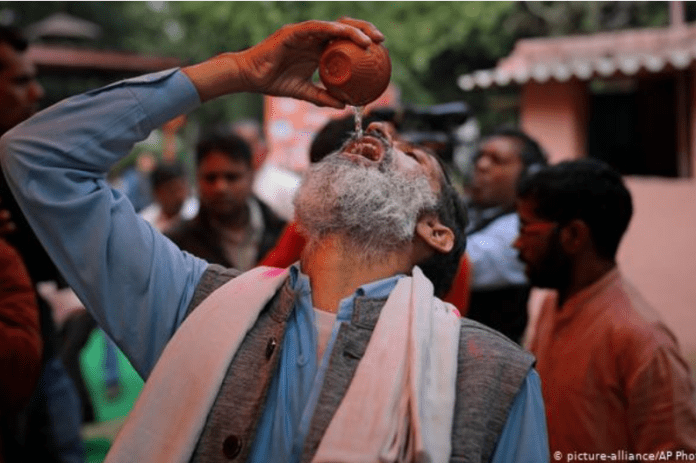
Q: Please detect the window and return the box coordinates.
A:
[587,74,688,177]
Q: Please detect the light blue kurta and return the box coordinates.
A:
[0,68,548,462]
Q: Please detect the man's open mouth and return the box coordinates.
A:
[343,135,386,162]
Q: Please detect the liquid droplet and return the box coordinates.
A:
[352,105,365,138]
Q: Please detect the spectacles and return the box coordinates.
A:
[518,221,558,237]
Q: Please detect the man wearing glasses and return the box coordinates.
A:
[515,159,696,458]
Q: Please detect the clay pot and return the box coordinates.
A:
[319,39,391,107]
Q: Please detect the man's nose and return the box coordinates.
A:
[212,177,230,192]
[365,121,396,143]
[475,154,492,171]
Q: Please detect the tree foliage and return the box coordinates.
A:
[0,1,681,127]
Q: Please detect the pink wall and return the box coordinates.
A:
[618,178,696,360]
[521,79,696,374]
[520,80,588,163]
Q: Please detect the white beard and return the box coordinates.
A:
[293,150,437,258]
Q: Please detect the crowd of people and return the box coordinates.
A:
[1,16,695,463]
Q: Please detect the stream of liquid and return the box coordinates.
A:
[352,105,365,138]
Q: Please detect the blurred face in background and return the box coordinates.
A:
[0,42,44,134]
[155,177,190,219]
[197,150,253,223]
[470,135,524,209]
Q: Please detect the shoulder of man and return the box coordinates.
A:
[184,264,242,317]
[458,316,535,375]
[466,206,517,235]
[456,316,535,410]
[165,214,217,251]
[451,317,536,459]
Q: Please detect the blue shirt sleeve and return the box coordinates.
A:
[0,69,209,378]
[490,369,550,463]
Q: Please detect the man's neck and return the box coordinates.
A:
[300,236,414,313]
[210,203,250,231]
[558,259,616,306]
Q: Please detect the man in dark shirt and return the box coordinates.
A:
[167,133,285,270]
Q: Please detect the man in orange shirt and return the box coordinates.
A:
[516,159,696,457]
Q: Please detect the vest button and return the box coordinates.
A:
[265,337,277,359]
[222,435,242,459]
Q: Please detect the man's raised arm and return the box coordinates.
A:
[0,18,383,378]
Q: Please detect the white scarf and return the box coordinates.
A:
[312,267,460,463]
[105,266,460,463]
[105,266,289,463]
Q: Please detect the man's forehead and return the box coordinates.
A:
[425,149,447,181]
[395,139,447,189]
[480,135,523,158]
[0,42,34,76]
[413,143,446,178]
[395,139,428,155]
[517,197,542,220]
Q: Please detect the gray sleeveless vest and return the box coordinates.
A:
[184,265,535,463]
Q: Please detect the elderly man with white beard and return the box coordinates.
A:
[0,18,548,463]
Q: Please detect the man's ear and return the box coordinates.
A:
[560,219,590,254]
[415,214,455,254]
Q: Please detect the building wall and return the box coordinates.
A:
[520,80,588,162]
[619,178,696,361]
[521,79,696,373]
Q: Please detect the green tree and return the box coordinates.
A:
[0,1,681,129]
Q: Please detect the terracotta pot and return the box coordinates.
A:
[319,39,391,107]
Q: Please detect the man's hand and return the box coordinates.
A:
[184,18,384,108]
